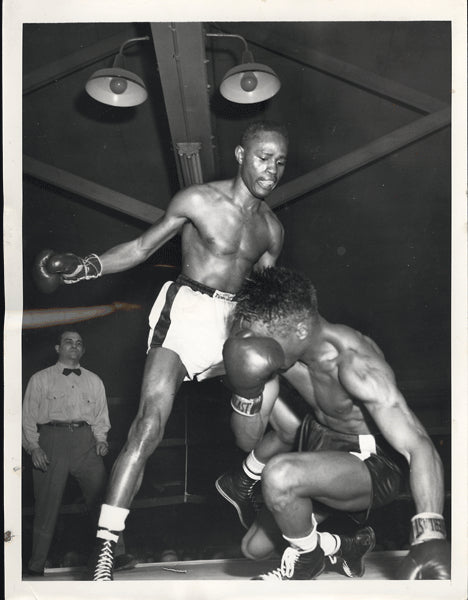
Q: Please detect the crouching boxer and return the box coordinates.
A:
[216,266,450,580]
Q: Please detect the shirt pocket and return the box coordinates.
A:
[81,393,97,421]
[47,391,67,420]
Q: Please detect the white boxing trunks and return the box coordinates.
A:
[147,274,236,381]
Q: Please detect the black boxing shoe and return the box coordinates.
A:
[89,536,116,581]
[215,468,260,529]
[253,544,326,580]
[327,526,376,578]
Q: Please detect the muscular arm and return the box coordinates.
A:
[253,211,284,269]
[230,376,280,452]
[98,189,193,274]
[338,349,444,514]
[223,331,286,452]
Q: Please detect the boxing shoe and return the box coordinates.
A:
[114,553,137,572]
[215,468,260,529]
[253,544,325,580]
[89,537,116,581]
[326,526,376,578]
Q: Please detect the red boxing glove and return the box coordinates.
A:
[396,513,450,580]
[223,330,285,416]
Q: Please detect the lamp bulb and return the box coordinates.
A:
[240,72,258,92]
[109,77,128,94]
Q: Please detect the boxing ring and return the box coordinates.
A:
[25,551,405,580]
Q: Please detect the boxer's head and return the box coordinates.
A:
[234,267,318,340]
[235,121,288,199]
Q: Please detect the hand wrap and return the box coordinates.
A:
[62,254,103,284]
[231,393,263,417]
[410,512,447,545]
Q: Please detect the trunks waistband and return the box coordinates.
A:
[299,415,377,451]
[176,274,236,301]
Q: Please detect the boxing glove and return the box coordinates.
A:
[223,330,285,416]
[33,250,102,292]
[396,513,450,580]
[33,249,61,293]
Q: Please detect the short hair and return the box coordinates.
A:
[56,328,83,346]
[240,120,289,150]
[234,267,318,336]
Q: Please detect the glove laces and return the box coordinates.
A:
[93,539,114,581]
[259,547,300,580]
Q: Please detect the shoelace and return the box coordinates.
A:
[328,554,353,577]
[93,540,114,581]
[259,547,300,580]
[246,481,262,513]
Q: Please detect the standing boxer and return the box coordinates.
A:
[217,266,450,580]
[33,121,288,580]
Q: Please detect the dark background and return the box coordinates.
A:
[21,21,451,567]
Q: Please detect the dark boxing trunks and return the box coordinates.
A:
[298,415,404,521]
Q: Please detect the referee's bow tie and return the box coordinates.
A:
[62,368,81,376]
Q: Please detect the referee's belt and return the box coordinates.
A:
[40,421,88,430]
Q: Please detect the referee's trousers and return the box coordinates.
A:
[29,424,106,573]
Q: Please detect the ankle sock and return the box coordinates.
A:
[283,514,318,553]
[242,451,264,480]
[318,532,341,556]
[97,504,129,542]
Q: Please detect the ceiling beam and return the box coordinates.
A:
[23,31,135,95]
[267,107,451,210]
[24,103,449,222]
[224,23,448,114]
[23,155,164,224]
[23,100,450,224]
[150,22,216,185]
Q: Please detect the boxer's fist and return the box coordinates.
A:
[396,539,451,580]
[33,249,61,293]
[61,253,102,284]
[47,252,83,276]
[397,513,450,580]
[33,250,102,292]
[223,331,285,416]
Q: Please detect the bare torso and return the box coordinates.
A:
[180,180,281,293]
[283,324,385,435]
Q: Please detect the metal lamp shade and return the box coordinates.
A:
[220,62,281,103]
[85,67,148,107]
